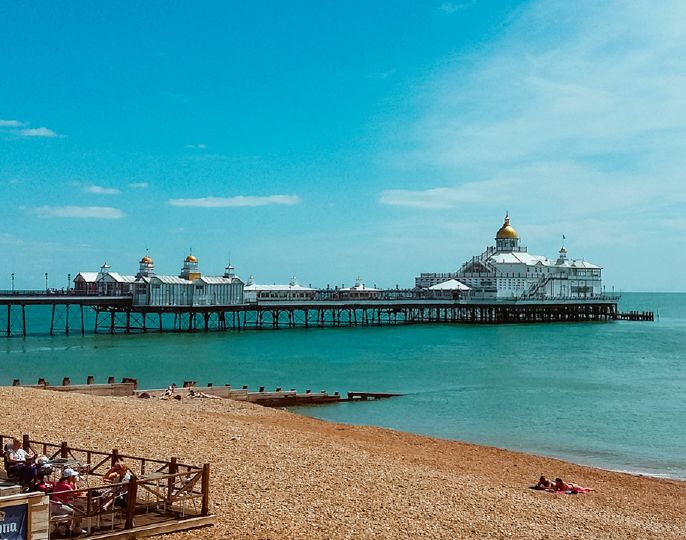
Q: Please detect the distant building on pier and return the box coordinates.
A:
[415,213,603,300]
[75,254,244,306]
[333,278,381,300]
[243,276,316,303]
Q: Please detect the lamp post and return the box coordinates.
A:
[11,272,14,292]
[45,272,48,291]
[67,273,71,293]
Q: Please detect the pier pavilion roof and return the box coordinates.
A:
[429,279,470,291]
[74,272,99,283]
[244,283,315,292]
[150,275,193,285]
[99,272,136,283]
[487,251,601,269]
[197,276,243,285]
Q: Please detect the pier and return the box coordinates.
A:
[0,292,652,337]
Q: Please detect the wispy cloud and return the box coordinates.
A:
[0,119,27,127]
[18,127,62,138]
[186,143,206,150]
[381,178,516,209]
[0,233,24,246]
[0,119,63,138]
[34,206,125,219]
[84,185,121,195]
[168,195,302,208]
[384,0,686,226]
[129,182,149,189]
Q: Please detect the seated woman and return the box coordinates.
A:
[4,437,36,483]
[103,460,131,484]
[102,460,132,510]
[51,468,85,536]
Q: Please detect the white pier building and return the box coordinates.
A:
[416,214,603,300]
[76,254,244,306]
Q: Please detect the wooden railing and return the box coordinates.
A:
[1,434,210,536]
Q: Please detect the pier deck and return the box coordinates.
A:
[0,293,650,337]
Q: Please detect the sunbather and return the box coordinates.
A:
[553,477,594,493]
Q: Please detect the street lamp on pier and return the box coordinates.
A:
[11,272,14,292]
[45,272,48,291]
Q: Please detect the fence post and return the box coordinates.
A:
[60,441,68,459]
[167,457,177,506]
[111,448,119,467]
[22,434,30,451]
[201,463,210,516]
[125,476,138,529]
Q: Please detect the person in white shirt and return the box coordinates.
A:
[4,437,36,482]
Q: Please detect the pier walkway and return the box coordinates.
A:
[0,292,650,337]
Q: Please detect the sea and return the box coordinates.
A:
[1,292,684,480]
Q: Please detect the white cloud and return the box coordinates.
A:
[18,127,61,138]
[384,0,686,222]
[34,206,125,219]
[186,143,206,149]
[84,185,121,195]
[0,119,27,127]
[168,195,302,208]
[380,178,515,208]
[128,182,149,189]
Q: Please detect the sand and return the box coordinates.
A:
[1,387,684,539]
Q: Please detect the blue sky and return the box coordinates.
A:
[1,1,685,291]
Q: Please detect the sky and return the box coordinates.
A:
[1,0,685,291]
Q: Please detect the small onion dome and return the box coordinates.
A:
[140,255,154,264]
[559,247,567,254]
[496,214,519,239]
[185,254,198,263]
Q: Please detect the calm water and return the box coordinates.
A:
[1,293,684,479]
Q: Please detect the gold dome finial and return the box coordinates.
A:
[496,212,519,239]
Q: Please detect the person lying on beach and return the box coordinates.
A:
[553,477,594,493]
[533,475,554,490]
[188,388,220,399]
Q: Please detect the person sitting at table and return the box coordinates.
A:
[51,468,86,536]
[102,460,132,510]
[4,437,37,483]
[103,460,131,483]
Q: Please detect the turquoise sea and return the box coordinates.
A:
[1,293,684,479]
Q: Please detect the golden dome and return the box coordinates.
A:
[140,256,153,264]
[495,213,519,239]
[185,255,198,263]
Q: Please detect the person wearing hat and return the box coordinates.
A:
[51,468,86,536]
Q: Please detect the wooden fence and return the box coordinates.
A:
[1,434,212,538]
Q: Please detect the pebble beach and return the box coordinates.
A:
[2,386,684,540]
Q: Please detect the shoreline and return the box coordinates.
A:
[289,408,686,483]
[2,386,684,539]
